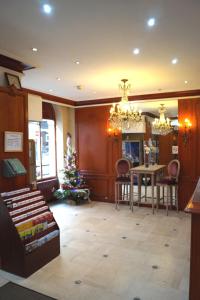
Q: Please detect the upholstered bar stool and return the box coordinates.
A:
[156,159,180,215]
[115,158,131,209]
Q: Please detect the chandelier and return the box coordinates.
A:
[109,79,142,131]
[152,104,172,135]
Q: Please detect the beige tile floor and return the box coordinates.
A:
[0,199,191,300]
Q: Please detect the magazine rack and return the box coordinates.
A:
[0,187,60,277]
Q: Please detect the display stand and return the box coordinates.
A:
[0,187,60,278]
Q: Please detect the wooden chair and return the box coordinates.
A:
[156,159,180,215]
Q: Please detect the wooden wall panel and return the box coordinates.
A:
[178,98,200,210]
[0,86,29,192]
[75,106,122,202]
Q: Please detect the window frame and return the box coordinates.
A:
[29,119,57,181]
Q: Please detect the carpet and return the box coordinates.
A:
[0,282,57,300]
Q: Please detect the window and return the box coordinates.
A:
[29,119,56,180]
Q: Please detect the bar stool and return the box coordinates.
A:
[115,158,131,209]
[156,159,180,215]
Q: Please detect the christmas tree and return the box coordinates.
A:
[62,151,84,189]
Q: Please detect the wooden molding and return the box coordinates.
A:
[142,112,159,119]
[22,88,75,106]
[0,54,34,73]
[18,88,200,108]
[75,89,200,107]
[0,85,26,97]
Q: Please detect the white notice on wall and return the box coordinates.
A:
[4,131,23,152]
[172,145,178,154]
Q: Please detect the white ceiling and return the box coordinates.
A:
[0,0,200,102]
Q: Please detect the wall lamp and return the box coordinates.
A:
[178,118,192,145]
[107,126,121,138]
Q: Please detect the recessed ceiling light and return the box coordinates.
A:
[75,61,80,65]
[32,47,38,52]
[43,4,52,14]
[147,18,156,27]
[49,89,53,92]
[56,77,61,81]
[133,48,140,55]
[171,58,178,64]
[184,80,188,84]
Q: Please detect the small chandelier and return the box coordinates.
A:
[152,104,172,135]
[109,79,142,131]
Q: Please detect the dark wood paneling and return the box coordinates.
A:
[0,54,34,73]
[42,102,55,120]
[0,86,29,192]
[75,106,122,202]
[185,180,200,300]
[178,98,200,210]
[190,213,200,300]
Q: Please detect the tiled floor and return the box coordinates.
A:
[0,200,190,300]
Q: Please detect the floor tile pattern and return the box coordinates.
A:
[0,200,190,300]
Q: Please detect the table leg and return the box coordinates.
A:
[138,174,142,206]
[130,172,134,212]
[151,174,155,214]
[144,174,147,202]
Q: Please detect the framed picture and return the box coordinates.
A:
[5,72,21,89]
[4,131,23,152]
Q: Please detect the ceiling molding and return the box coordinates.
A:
[21,88,200,109]
[22,88,75,107]
[142,112,158,119]
[0,54,35,73]
[75,89,200,107]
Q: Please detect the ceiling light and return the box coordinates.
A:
[147,18,156,27]
[109,79,142,131]
[43,4,52,14]
[152,104,172,135]
[133,48,140,55]
[172,58,178,64]
[76,85,83,90]
[32,47,38,52]
[184,80,188,84]
[49,89,53,92]
[56,77,61,81]
[75,61,80,65]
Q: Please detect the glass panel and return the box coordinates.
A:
[41,120,56,178]
[28,122,41,180]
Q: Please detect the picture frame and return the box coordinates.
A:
[4,131,23,152]
[5,72,21,89]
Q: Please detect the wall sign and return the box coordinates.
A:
[172,145,178,154]
[4,131,23,152]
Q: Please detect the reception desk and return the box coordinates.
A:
[185,178,200,300]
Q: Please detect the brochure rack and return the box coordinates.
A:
[0,187,60,277]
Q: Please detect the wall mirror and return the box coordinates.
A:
[121,99,178,202]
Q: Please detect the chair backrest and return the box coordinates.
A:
[115,158,131,177]
[167,159,180,182]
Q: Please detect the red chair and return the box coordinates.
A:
[115,158,131,209]
[156,159,180,215]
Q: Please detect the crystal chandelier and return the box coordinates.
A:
[152,104,172,135]
[109,79,142,131]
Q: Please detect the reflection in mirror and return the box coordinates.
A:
[122,99,178,204]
